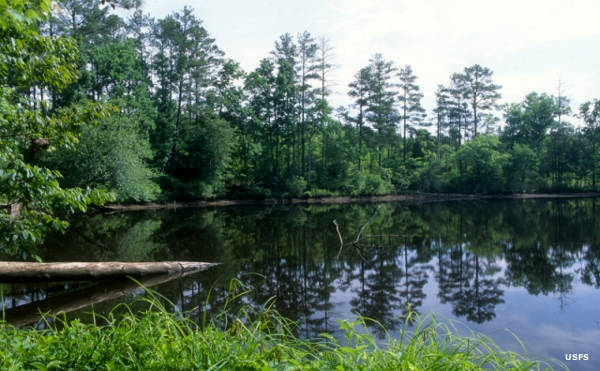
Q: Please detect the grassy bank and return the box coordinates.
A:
[0,295,564,371]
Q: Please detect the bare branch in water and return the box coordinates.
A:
[353,206,380,245]
[333,219,344,259]
[353,243,367,261]
[334,206,380,260]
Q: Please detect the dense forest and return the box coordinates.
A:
[11,1,600,201]
[2,0,600,256]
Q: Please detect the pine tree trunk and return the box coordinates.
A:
[301,85,306,179]
[169,77,184,175]
[358,104,363,171]
[472,97,478,138]
[308,137,312,188]
[403,92,407,163]
[593,140,597,191]
[437,112,441,158]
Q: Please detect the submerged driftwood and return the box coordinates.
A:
[3,272,197,327]
[0,261,218,283]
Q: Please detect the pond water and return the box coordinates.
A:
[2,198,600,370]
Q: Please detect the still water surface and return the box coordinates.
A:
[3,198,600,370]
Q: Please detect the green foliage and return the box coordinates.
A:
[42,116,160,202]
[347,167,394,196]
[42,17,160,202]
[452,135,509,193]
[453,64,502,138]
[283,175,307,197]
[505,143,540,192]
[413,158,444,192]
[397,65,426,162]
[0,0,76,90]
[166,114,236,200]
[580,99,600,190]
[0,0,114,258]
[502,92,558,150]
[539,123,580,191]
[0,291,563,371]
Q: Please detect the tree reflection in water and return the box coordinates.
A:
[3,198,599,338]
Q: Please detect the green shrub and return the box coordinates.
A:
[303,188,337,198]
[283,176,307,197]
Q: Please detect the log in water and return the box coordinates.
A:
[0,261,219,282]
[3,272,196,327]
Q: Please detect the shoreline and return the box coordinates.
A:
[103,192,600,211]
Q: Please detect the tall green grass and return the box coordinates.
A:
[0,281,566,370]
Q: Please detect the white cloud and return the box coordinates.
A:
[141,0,600,123]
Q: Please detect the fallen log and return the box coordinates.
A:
[0,261,219,283]
[3,272,196,327]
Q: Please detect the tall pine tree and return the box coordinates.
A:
[397,65,425,162]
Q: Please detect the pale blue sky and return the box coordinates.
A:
[139,0,600,126]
